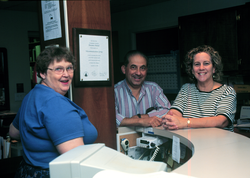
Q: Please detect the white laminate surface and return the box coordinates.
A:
[152,127,250,178]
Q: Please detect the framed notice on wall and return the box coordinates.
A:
[72,28,111,87]
[41,1,62,41]
[38,0,66,50]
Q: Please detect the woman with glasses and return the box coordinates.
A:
[9,46,98,178]
[162,45,237,132]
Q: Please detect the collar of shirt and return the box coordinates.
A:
[124,79,146,100]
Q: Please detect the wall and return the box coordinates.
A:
[0,0,116,149]
[111,0,250,63]
[2,0,250,112]
[0,10,39,112]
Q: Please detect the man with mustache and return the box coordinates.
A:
[115,50,171,128]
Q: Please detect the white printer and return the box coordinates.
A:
[236,106,250,131]
[49,143,168,178]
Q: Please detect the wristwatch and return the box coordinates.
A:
[137,114,141,118]
[187,118,190,127]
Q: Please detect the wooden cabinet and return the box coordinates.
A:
[178,6,241,73]
[0,156,22,177]
[0,112,21,178]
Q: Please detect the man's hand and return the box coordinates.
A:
[120,114,162,127]
[139,114,162,127]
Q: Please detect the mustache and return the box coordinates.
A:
[132,74,143,78]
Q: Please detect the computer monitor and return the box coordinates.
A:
[49,143,167,178]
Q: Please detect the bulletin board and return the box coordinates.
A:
[146,51,181,94]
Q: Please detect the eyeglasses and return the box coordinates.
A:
[47,66,74,74]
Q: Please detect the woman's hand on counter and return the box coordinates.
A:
[162,110,187,130]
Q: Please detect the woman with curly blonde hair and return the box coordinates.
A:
[162,45,236,132]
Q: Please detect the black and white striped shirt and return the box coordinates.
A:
[171,83,237,132]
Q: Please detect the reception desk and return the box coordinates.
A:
[50,126,250,178]
[150,127,250,178]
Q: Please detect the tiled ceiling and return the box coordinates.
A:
[0,0,171,13]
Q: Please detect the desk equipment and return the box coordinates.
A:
[136,135,168,149]
[0,111,16,138]
[49,143,167,178]
[235,106,250,131]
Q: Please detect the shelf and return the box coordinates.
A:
[30,61,36,67]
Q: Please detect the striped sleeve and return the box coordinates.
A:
[170,83,189,114]
[216,86,237,126]
[147,82,171,118]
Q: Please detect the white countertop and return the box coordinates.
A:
[152,127,250,178]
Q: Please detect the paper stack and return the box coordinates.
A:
[0,136,11,159]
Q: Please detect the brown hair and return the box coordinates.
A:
[123,50,148,67]
[184,45,223,83]
[36,46,75,79]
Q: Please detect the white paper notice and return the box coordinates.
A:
[172,135,180,163]
[6,142,10,158]
[79,34,109,81]
[41,1,62,41]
